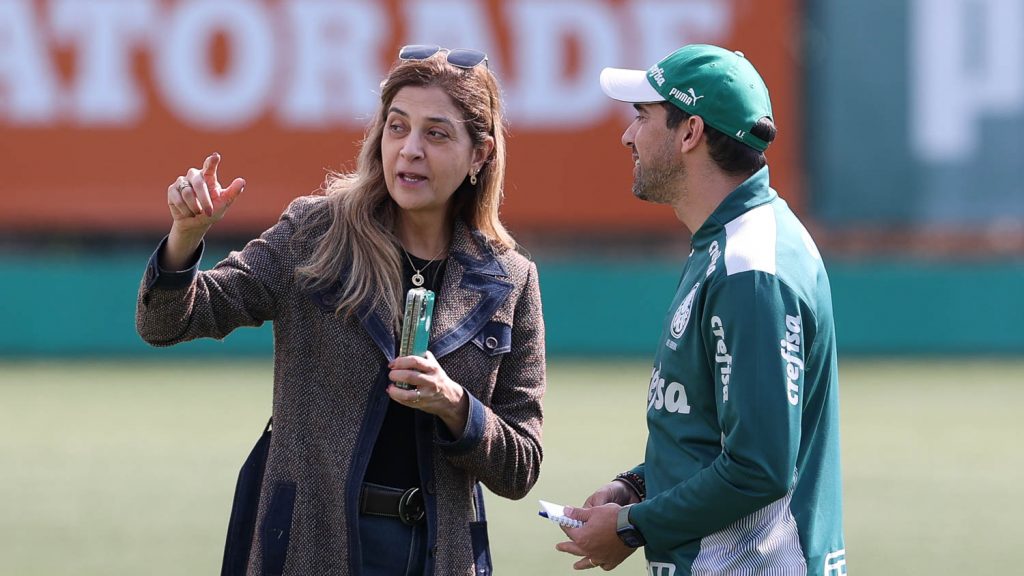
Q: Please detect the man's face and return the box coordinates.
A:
[622,103,684,205]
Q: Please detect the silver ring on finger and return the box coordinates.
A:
[177,180,191,193]
[588,558,601,569]
[413,389,421,404]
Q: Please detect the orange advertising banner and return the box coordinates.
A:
[1,0,801,235]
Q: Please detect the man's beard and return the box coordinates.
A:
[632,148,684,205]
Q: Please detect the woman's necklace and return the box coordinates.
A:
[403,244,447,287]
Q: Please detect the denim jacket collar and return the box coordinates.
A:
[358,220,514,361]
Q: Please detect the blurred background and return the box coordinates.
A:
[1,0,1022,574]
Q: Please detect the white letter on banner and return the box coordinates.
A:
[156,0,275,130]
[628,0,731,69]
[402,0,499,73]
[0,0,58,124]
[911,0,1024,162]
[279,0,384,128]
[505,0,621,127]
[51,0,157,125]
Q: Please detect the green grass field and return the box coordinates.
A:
[2,358,1023,575]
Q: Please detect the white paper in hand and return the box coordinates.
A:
[538,499,584,528]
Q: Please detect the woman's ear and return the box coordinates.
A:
[472,135,495,173]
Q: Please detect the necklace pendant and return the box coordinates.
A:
[411,272,425,287]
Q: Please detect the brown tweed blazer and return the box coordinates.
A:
[136,195,546,575]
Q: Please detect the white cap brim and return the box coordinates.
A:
[600,67,665,103]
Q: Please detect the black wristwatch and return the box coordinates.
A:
[616,504,646,548]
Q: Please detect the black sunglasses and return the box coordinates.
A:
[398,44,488,69]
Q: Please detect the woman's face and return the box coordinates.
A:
[381,85,491,220]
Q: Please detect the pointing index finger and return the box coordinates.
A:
[202,152,221,190]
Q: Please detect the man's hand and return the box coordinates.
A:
[584,480,641,508]
[555,504,637,571]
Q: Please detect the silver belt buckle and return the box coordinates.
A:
[398,486,425,525]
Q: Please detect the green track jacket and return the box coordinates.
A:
[629,167,846,576]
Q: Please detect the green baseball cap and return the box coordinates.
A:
[600,44,773,151]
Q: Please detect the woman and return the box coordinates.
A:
[136,45,545,576]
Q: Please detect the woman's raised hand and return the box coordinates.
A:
[161,153,246,271]
[167,153,246,235]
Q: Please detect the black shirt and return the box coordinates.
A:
[363,251,448,489]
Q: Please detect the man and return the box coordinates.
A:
[556,45,846,575]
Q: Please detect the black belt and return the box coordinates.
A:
[360,483,425,526]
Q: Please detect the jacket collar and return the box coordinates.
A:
[359,220,513,361]
[692,166,776,248]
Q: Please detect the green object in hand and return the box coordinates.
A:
[395,287,435,390]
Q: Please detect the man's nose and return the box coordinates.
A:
[622,121,637,147]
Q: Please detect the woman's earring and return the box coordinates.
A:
[470,171,478,186]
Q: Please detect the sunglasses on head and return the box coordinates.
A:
[398,44,488,69]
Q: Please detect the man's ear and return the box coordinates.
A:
[678,115,705,154]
